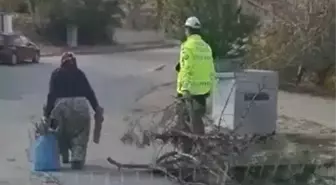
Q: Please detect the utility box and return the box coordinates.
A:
[66,25,78,48]
[212,69,278,135]
[0,13,13,34]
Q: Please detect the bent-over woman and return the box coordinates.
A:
[43,52,103,170]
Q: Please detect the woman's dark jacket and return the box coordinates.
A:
[44,67,99,117]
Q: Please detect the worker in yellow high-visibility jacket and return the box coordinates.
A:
[175,16,215,136]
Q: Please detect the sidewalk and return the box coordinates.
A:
[40,41,179,57]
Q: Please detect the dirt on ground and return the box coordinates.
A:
[278,115,336,135]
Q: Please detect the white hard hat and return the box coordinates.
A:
[184,16,201,29]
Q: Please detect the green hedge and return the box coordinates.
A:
[41,0,124,45]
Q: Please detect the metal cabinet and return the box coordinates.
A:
[212,69,278,135]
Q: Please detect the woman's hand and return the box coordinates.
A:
[42,116,48,123]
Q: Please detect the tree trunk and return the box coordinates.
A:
[155,0,163,30]
[296,65,306,86]
[25,0,39,27]
[317,64,334,87]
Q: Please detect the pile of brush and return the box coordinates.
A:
[107,101,264,184]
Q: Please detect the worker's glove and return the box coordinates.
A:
[175,62,180,72]
[182,90,191,99]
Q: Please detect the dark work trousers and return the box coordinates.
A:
[176,92,209,153]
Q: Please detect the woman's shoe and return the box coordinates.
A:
[71,161,84,170]
[61,151,69,164]
[62,156,69,164]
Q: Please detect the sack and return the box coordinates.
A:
[31,133,60,172]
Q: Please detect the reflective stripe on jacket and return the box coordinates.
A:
[177,34,215,95]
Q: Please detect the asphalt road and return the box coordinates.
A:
[0,48,334,185]
[0,51,177,185]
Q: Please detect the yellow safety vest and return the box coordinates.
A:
[177,34,215,95]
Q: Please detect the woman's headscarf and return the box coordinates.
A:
[60,52,77,69]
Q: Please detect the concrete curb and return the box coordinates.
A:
[40,42,178,57]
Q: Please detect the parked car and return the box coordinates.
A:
[0,33,40,65]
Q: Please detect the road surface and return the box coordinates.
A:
[0,48,334,185]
